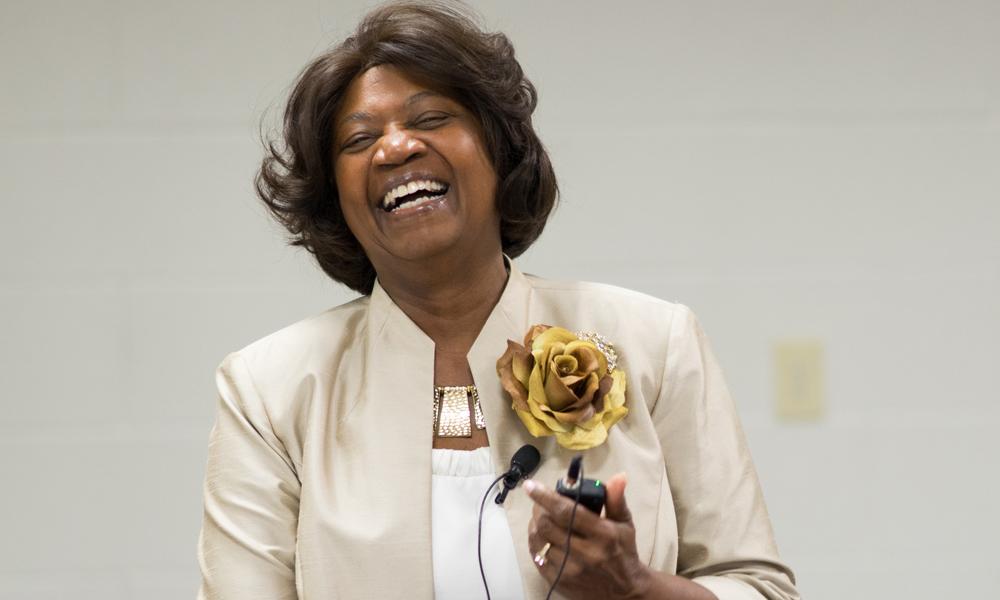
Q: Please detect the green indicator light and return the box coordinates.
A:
[595,480,602,487]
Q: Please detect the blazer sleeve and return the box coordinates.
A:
[650,305,799,600]
[197,352,300,600]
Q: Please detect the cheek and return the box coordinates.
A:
[453,135,498,199]
[333,159,368,210]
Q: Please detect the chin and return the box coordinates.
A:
[379,229,468,264]
[365,206,500,269]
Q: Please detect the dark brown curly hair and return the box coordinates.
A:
[255,0,558,294]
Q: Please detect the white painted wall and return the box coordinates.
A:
[1,1,997,598]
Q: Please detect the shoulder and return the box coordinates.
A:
[220,294,371,393]
[524,272,692,335]
[522,273,697,379]
[210,298,372,473]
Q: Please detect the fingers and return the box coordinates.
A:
[523,479,604,536]
[529,507,611,571]
[531,506,587,548]
[525,474,643,595]
[532,541,584,582]
[603,472,632,523]
[529,529,592,580]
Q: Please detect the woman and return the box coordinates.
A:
[197,2,799,599]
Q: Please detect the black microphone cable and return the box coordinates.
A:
[477,445,540,599]
[545,461,583,600]
[477,472,506,600]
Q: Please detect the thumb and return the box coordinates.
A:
[603,472,632,523]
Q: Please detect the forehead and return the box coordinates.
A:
[336,65,448,126]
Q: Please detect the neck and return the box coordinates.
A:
[374,249,509,354]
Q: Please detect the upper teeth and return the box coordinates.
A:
[382,180,447,209]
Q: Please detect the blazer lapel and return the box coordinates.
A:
[468,263,661,599]
[362,261,656,600]
[356,280,436,598]
[467,264,572,600]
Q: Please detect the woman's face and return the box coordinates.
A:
[333,65,500,271]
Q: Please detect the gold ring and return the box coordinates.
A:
[533,542,551,567]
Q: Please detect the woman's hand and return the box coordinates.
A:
[525,473,651,600]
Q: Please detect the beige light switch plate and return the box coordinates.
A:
[773,339,825,421]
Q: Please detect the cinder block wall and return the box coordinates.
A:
[2,1,997,598]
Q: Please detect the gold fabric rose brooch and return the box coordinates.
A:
[496,325,628,450]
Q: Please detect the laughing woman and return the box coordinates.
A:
[196,2,799,599]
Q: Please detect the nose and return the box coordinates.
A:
[373,126,425,167]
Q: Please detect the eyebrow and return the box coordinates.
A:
[404,90,443,107]
[339,110,375,126]
[337,91,446,127]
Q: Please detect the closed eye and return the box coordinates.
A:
[412,113,451,129]
[341,134,375,152]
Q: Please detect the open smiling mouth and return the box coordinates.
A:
[380,179,450,213]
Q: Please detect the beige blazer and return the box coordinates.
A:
[197,262,799,600]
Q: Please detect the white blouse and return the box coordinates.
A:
[431,447,525,600]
